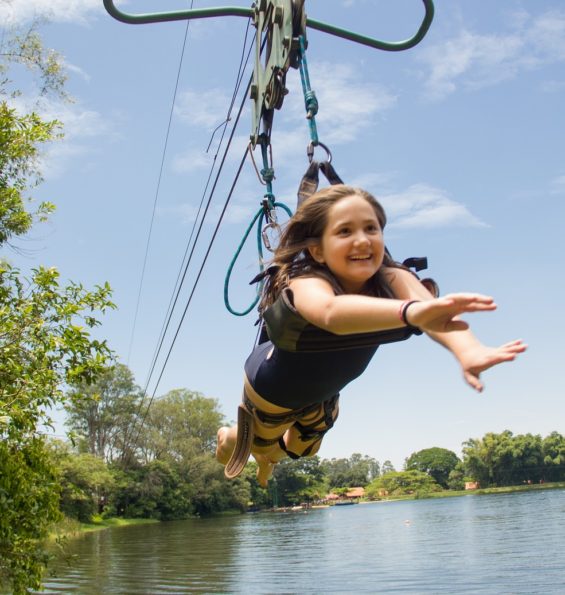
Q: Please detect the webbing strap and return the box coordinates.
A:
[277,396,338,460]
[297,160,344,207]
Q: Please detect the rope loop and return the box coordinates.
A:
[224,200,292,316]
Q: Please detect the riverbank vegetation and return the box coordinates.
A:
[54,367,565,518]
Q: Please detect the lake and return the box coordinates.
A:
[40,489,565,594]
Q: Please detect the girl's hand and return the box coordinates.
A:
[458,340,527,392]
[406,293,497,333]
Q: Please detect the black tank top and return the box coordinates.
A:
[244,285,418,409]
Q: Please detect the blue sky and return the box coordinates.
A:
[2,0,564,469]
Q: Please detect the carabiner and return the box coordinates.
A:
[307,141,332,164]
[262,222,281,253]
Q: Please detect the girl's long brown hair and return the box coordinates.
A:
[259,185,402,312]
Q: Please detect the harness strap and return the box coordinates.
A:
[297,161,320,206]
[297,160,344,207]
[243,393,322,426]
[277,395,338,459]
[319,161,344,186]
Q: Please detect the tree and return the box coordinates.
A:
[0,19,66,247]
[272,457,328,506]
[462,431,546,487]
[321,453,380,488]
[52,442,117,522]
[65,363,142,463]
[0,437,60,593]
[381,460,396,475]
[132,389,247,516]
[542,431,565,482]
[0,20,114,594]
[141,388,224,462]
[447,462,466,491]
[366,469,441,499]
[405,447,460,489]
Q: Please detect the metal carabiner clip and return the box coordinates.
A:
[262,221,281,253]
[307,141,332,163]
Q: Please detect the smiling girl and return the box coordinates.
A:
[216,185,526,486]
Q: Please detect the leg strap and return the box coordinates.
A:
[278,395,338,459]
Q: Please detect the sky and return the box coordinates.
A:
[2,0,564,469]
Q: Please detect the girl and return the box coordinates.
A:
[216,185,526,486]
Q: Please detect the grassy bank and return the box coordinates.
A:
[51,516,159,540]
[369,481,565,503]
[432,481,565,498]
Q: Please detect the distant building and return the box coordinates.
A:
[465,481,480,490]
[345,487,365,499]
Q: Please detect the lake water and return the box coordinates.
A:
[40,489,565,594]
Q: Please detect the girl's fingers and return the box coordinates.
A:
[464,371,484,393]
[501,339,527,351]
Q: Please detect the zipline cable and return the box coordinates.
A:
[141,20,254,397]
[123,67,253,461]
[126,0,196,366]
[129,144,251,456]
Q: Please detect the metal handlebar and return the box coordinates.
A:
[102,0,434,52]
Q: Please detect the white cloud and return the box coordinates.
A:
[175,89,234,129]
[34,100,116,179]
[0,0,101,25]
[171,148,214,174]
[419,10,565,100]
[283,61,396,145]
[550,175,565,196]
[379,183,487,230]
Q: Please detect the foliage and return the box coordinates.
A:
[66,363,142,462]
[0,438,61,594]
[52,442,117,522]
[381,460,396,475]
[446,462,466,491]
[0,19,67,99]
[0,18,67,248]
[142,388,225,460]
[320,453,380,488]
[541,431,565,482]
[0,103,59,243]
[112,460,195,520]
[462,431,565,487]
[0,264,114,437]
[366,469,442,499]
[405,447,460,489]
[272,457,328,506]
[0,19,114,594]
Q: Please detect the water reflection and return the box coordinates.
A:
[41,490,565,594]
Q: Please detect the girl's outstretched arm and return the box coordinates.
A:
[387,268,527,392]
[289,275,498,336]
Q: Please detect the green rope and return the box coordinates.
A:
[224,200,292,316]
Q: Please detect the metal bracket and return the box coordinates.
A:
[103,0,435,143]
[103,0,434,51]
[250,0,304,147]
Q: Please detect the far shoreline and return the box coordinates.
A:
[54,481,565,535]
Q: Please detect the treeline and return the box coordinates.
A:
[53,364,387,519]
[51,364,565,522]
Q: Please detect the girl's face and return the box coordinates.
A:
[308,194,385,293]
